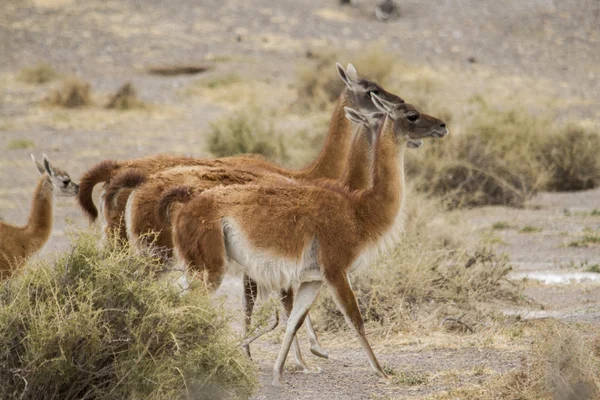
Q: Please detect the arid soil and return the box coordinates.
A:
[1,0,599,398]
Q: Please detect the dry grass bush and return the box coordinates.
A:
[431,320,600,399]
[0,230,256,400]
[105,82,146,110]
[407,105,552,208]
[45,78,92,108]
[539,124,600,191]
[207,110,288,162]
[17,63,59,84]
[296,46,395,111]
[313,190,519,333]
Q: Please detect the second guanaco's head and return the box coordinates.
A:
[32,154,79,196]
[344,107,424,149]
[371,93,448,143]
[336,63,404,115]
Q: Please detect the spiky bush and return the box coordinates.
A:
[0,231,256,400]
[207,111,288,162]
[45,78,92,108]
[17,63,59,84]
[407,106,552,208]
[539,124,600,191]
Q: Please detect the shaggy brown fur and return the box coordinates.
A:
[167,99,448,385]
[0,157,78,280]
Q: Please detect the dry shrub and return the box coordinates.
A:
[46,78,92,108]
[433,321,600,399]
[408,105,552,208]
[313,190,519,332]
[0,230,256,400]
[540,124,600,191]
[296,46,395,111]
[17,63,59,84]
[105,82,146,110]
[207,111,288,162]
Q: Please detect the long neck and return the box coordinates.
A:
[24,176,54,251]
[341,125,373,191]
[357,117,406,239]
[296,88,354,180]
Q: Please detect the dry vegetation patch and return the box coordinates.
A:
[45,78,92,108]
[105,81,146,110]
[429,320,600,399]
[0,231,256,400]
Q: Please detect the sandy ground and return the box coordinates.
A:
[1,0,599,398]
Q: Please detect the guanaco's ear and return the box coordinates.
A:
[42,154,55,177]
[344,106,368,126]
[337,62,355,89]
[346,63,358,80]
[407,139,424,149]
[31,154,45,175]
[370,92,393,117]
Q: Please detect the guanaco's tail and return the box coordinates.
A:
[157,185,194,225]
[77,160,121,222]
[103,169,148,207]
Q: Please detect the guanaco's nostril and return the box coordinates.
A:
[439,123,446,128]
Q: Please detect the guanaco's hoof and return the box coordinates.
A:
[242,345,252,359]
[271,377,284,387]
[310,345,329,359]
[378,375,392,385]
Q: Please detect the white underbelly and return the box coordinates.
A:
[222,218,322,293]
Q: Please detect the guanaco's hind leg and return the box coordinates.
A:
[242,274,258,358]
[326,271,389,381]
[304,313,329,359]
[272,280,322,386]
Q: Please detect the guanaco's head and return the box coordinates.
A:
[31,154,79,196]
[371,93,448,142]
[337,63,404,114]
[344,107,424,149]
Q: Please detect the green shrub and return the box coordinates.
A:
[0,231,256,400]
[207,111,288,162]
[539,124,600,191]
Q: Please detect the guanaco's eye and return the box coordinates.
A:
[406,113,420,122]
[62,179,70,187]
[370,89,379,96]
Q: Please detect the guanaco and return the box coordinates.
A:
[77,64,404,244]
[163,94,448,386]
[0,155,79,280]
[99,64,411,364]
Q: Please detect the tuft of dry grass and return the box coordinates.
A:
[45,78,92,108]
[17,63,59,84]
[0,230,256,400]
[207,110,289,162]
[105,82,146,110]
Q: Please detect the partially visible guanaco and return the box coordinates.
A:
[162,94,448,386]
[0,155,79,280]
